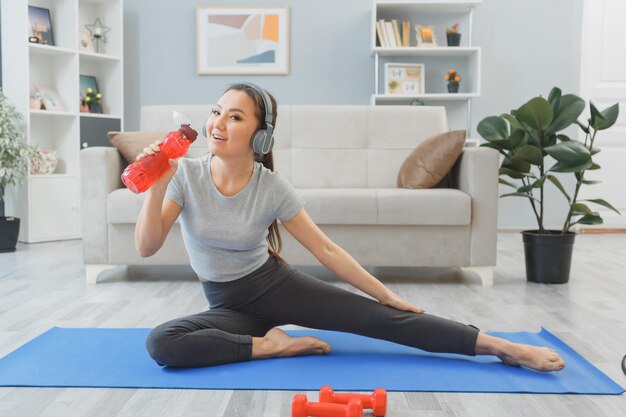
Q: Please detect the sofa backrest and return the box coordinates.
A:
[141,105,448,188]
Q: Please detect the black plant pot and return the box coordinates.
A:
[447,32,461,46]
[0,216,20,253]
[447,83,459,93]
[522,230,576,284]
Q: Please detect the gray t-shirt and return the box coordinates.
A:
[165,153,305,282]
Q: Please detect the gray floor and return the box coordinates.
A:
[0,232,625,417]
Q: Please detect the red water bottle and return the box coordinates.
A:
[121,113,198,193]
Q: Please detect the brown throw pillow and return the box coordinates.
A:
[107,131,166,164]
[397,130,466,189]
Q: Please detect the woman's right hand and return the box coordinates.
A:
[136,139,180,191]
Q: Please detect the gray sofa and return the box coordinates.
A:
[81,105,498,286]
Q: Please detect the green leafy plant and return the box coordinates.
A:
[0,89,42,213]
[478,87,620,234]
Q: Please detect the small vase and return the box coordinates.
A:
[89,102,102,114]
[447,84,459,93]
[447,32,461,47]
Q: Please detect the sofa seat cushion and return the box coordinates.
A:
[107,187,470,226]
[294,188,470,226]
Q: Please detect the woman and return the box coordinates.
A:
[136,82,565,372]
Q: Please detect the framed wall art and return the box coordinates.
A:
[196,6,289,75]
[384,63,425,95]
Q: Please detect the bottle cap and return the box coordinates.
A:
[179,124,198,143]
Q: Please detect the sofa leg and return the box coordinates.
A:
[85,264,117,285]
[461,266,495,286]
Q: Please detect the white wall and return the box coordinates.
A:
[123,0,583,230]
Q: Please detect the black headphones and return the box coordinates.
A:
[202,82,275,155]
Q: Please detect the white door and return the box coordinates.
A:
[579,0,626,229]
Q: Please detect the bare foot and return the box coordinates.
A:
[476,333,565,372]
[252,328,332,360]
[497,342,566,372]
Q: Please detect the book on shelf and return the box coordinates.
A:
[402,21,410,47]
[376,20,385,47]
[392,19,402,47]
[385,21,397,47]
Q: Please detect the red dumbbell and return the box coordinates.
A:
[319,386,387,417]
[292,394,362,417]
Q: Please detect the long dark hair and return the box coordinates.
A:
[225,83,286,266]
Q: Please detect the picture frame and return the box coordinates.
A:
[78,28,94,53]
[28,6,54,46]
[196,6,290,75]
[35,87,66,111]
[415,25,437,47]
[384,63,425,95]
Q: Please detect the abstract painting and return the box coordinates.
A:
[196,6,289,75]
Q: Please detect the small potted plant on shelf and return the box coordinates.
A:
[478,87,620,283]
[83,87,103,114]
[0,89,42,252]
[446,23,461,46]
[445,69,461,93]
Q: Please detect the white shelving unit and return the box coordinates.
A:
[1,0,123,243]
[371,1,481,132]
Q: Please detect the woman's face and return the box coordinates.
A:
[206,89,259,159]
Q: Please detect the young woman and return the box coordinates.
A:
[136,82,565,372]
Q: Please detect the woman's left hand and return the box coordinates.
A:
[379,292,425,314]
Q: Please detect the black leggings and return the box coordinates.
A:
[145,256,479,367]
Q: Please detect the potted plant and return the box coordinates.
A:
[445,69,461,93]
[478,87,620,283]
[0,89,42,252]
[446,23,461,46]
[83,87,103,113]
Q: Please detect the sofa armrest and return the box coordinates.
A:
[449,147,499,266]
[80,147,125,264]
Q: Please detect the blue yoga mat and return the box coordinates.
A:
[0,327,623,394]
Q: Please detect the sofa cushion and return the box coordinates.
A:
[297,189,378,224]
[397,130,466,189]
[108,187,471,226]
[376,188,470,225]
[107,131,167,164]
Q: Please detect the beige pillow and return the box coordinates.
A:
[107,131,166,164]
[397,130,466,189]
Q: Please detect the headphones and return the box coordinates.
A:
[202,82,275,155]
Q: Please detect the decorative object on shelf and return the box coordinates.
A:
[385,63,425,94]
[196,6,290,75]
[35,87,66,111]
[415,25,437,46]
[85,18,110,53]
[29,90,44,110]
[30,150,59,175]
[0,89,43,251]
[410,99,425,106]
[478,87,620,283]
[78,28,95,53]
[79,75,102,114]
[446,23,461,47]
[28,6,54,46]
[445,69,461,93]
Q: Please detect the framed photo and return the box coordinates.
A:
[78,28,94,52]
[28,6,54,46]
[415,25,437,47]
[196,6,290,75]
[79,75,99,99]
[35,87,66,111]
[384,63,425,95]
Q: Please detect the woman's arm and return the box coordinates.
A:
[135,186,181,257]
[281,209,424,314]
[134,147,182,257]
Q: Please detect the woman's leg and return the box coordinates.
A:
[251,266,565,371]
[146,308,277,367]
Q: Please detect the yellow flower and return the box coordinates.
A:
[86,88,93,94]
[96,93,102,99]
[85,96,91,102]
